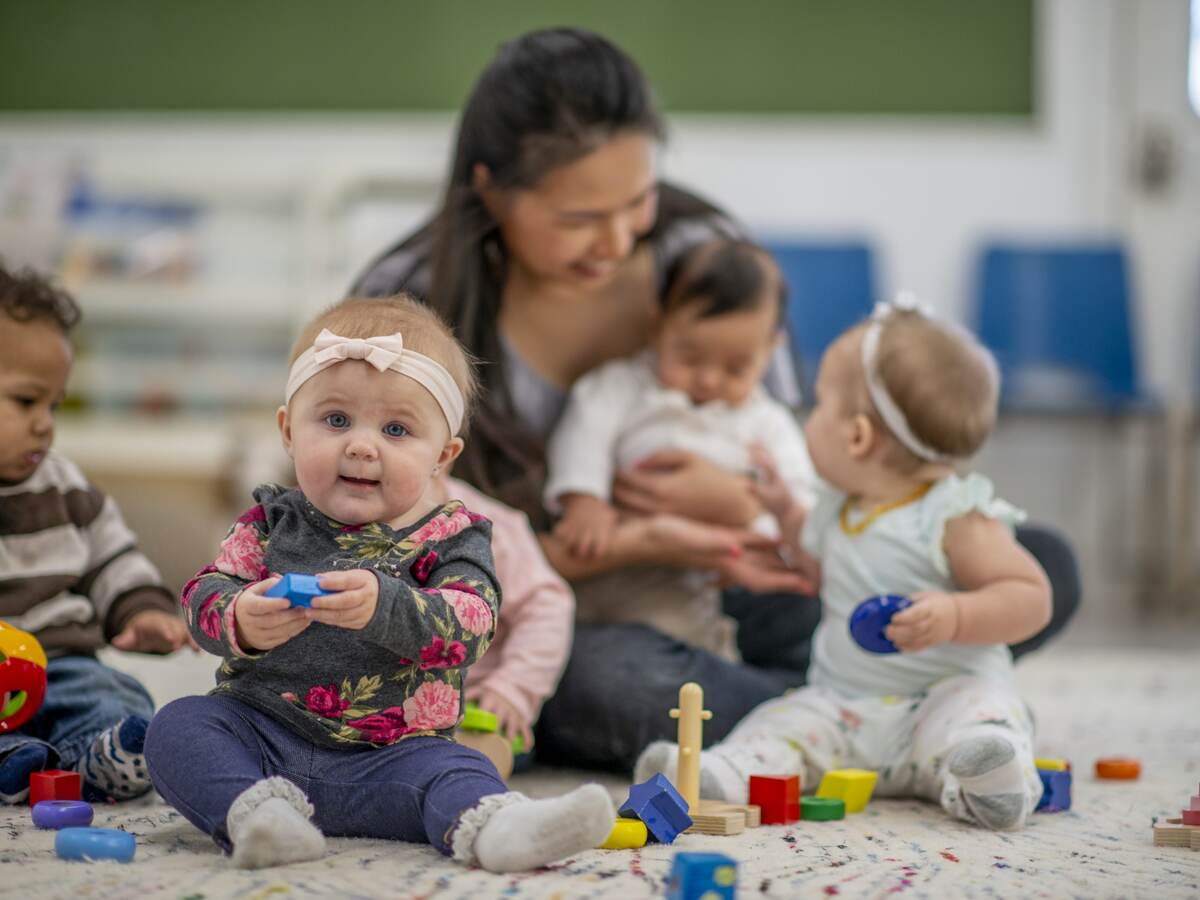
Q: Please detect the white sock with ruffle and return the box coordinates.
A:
[226,776,326,869]
[454,785,614,873]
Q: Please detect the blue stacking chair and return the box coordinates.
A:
[973,241,1168,597]
[763,240,878,401]
[972,243,1155,413]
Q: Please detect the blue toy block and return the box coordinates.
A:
[666,851,738,900]
[849,594,912,654]
[1036,768,1072,812]
[264,574,329,609]
[618,773,692,844]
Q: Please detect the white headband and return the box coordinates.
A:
[860,292,955,464]
[285,329,465,436]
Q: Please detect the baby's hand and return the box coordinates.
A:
[111,608,197,654]
[468,687,534,751]
[886,591,959,652]
[553,494,619,560]
[234,576,310,651]
[306,569,379,630]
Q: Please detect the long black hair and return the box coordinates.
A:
[360,28,723,522]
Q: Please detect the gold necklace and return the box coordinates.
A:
[839,483,934,537]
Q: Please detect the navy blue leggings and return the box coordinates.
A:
[145,694,507,854]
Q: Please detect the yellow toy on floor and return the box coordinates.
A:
[816,768,878,814]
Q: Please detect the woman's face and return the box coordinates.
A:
[484,131,659,291]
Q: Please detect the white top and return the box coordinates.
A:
[543,352,816,530]
[802,472,1027,699]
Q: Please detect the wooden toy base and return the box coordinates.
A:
[455,731,513,780]
[686,800,761,835]
[1152,818,1200,850]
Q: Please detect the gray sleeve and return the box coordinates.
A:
[350,241,432,300]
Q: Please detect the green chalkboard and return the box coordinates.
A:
[0,0,1034,115]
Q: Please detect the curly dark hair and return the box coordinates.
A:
[0,261,81,332]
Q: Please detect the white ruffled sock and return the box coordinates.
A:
[226,776,326,869]
[455,785,614,873]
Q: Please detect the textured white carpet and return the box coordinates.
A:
[2,645,1198,899]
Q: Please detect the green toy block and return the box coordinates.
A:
[800,796,845,821]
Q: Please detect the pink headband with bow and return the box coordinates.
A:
[285,329,464,435]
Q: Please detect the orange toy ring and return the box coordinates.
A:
[1095,757,1141,779]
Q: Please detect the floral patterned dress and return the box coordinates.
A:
[180,484,499,749]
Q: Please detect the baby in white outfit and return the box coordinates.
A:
[543,240,816,660]
[636,299,1052,830]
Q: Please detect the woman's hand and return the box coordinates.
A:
[233,577,310,652]
[644,516,818,595]
[612,449,760,526]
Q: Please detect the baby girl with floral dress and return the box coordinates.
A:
[144,296,614,871]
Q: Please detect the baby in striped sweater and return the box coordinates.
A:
[0,262,191,804]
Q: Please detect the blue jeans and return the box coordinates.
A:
[0,655,154,769]
[145,694,509,854]
[535,525,1081,771]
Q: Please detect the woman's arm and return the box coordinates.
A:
[887,512,1052,651]
[611,449,762,526]
[539,514,816,595]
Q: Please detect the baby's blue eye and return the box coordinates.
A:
[383,423,408,438]
[325,413,349,429]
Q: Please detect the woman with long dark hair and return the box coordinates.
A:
[354,27,1080,770]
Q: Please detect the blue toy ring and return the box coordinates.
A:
[849,594,912,653]
[32,800,93,829]
[55,826,136,863]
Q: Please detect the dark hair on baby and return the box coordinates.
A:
[664,240,785,326]
[0,261,81,332]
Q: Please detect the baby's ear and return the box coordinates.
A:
[847,413,877,460]
[276,405,295,458]
[436,436,465,473]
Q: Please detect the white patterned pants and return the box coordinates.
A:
[705,675,1043,826]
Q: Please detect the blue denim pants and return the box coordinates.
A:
[0,655,154,769]
[145,694,509,854]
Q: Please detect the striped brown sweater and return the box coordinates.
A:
[0,451,176,656]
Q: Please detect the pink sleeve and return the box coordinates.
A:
[447,480,575,724]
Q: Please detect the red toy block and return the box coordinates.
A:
[29,769,81,806]
[1182,809,1200,826]
[749,775,801,825]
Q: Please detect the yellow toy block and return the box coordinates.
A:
[816,768,878,814]
[599,816,648,849]
[1035,757,1070,771]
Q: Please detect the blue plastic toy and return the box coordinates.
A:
[849,594,912,654]
[1036,768,1072,812]
[666,851,738,900]
[618,773,692,844]
[264,573,329,608]
[55,826,136,863]
[32,800,93,829]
